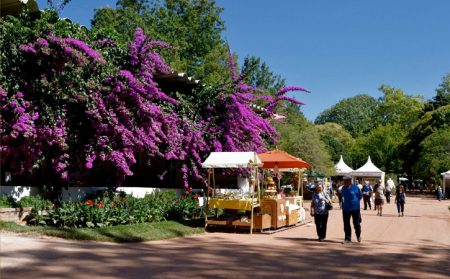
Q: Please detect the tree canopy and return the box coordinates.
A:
[314,94,378,138]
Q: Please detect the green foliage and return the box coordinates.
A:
[412,127,450,181]
[0,220,204,242]
[314,94,379,138]
[315,122,355,162]
[0,195,18,208]
[349,124,406,173]
[424,73,450,112]
[377,85,424,130]
[91,0,225,79]
[401,105,450,173]
[18,195,53,210]
[276,104,335,176]
[26,190,203,228]
[241,56,286,92]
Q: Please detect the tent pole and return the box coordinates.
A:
[250,166,256,234]
[205,170,211,228]
[300,170,304,208]
[212,168,216,198]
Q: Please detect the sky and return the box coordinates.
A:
[36,0,450,121]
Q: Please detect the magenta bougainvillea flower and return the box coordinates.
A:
[1,27,308,188]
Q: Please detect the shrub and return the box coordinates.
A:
[0,195,17,208]
[26,190,193,228]
[18,195,52,210]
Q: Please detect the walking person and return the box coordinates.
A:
[386,178,395,204]
[362,181,372,210]
[437,186,443,201]
[374,179,385,216]
[310,185,332,242]
[341,176,362,243]
[395,185,406,216]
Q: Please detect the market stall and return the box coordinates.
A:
[202,152,262,233]
[258,149,312,228]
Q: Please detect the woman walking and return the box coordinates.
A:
[310,185,332,242]
[395,185,406,216]
[374,180,385,216]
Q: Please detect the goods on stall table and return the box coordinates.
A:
[263,176,278,199]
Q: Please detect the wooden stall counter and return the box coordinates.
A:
[260,199,287,229]
[208,198,254,211]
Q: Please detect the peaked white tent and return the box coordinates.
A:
[441,170,450,198]
[335,155,354,176]
[352,156,385,186]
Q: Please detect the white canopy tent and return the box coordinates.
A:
[335,155,354,176]
[441,170,450,198]
[352,156,385,186]
[201,152,262,168]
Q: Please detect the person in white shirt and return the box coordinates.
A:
[386,178,395,204]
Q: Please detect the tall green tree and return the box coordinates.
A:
[377,85,424,130]
[401,105,450,174]
[276,104,335,176]
[241,56,286,92]
[349,124,406,173]
[315,122,355,163]
[424,73,450,113]
[91,0,226,79]
[314,94,379,138]
[412,127,450,182]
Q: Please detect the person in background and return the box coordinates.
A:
[357,180,363,190]
[437,186,443,201]
[310,185,332,242]
[341,176,362,243]
[385,178,395,204]
[395,185,406,216]
[361,181,372,210]
[374,179,385,216]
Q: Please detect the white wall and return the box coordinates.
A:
[1,185,185,201]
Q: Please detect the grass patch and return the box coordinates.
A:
[0,220,204,242]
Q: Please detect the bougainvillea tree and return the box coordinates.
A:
[1,10,308,190]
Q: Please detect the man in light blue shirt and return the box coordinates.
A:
[341,176,362,243]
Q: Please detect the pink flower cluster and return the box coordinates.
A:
[1,28,308,188]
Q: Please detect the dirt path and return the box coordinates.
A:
[1,196,449,279]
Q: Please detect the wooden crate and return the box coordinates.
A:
[253,214,271,229]
[260,199,287,228]
[286,210,299,226]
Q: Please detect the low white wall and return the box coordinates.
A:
[1,185,185,202]
[0,186,39,200]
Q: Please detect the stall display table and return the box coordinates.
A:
[208,198,254,211]
[260,199,287,229]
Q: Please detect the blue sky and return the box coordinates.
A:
[37,0,450,121]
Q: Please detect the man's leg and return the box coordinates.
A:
[342,210,351,241]
[351,210,361,241]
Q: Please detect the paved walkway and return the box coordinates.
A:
[1,196,449,279]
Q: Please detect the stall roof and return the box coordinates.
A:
[352,156,384,177]
[201,152,262,168]
[441,170,450,178]
[335,155,354,175]
[258,149,312,169]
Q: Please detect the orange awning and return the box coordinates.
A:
[258,149,312,169]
